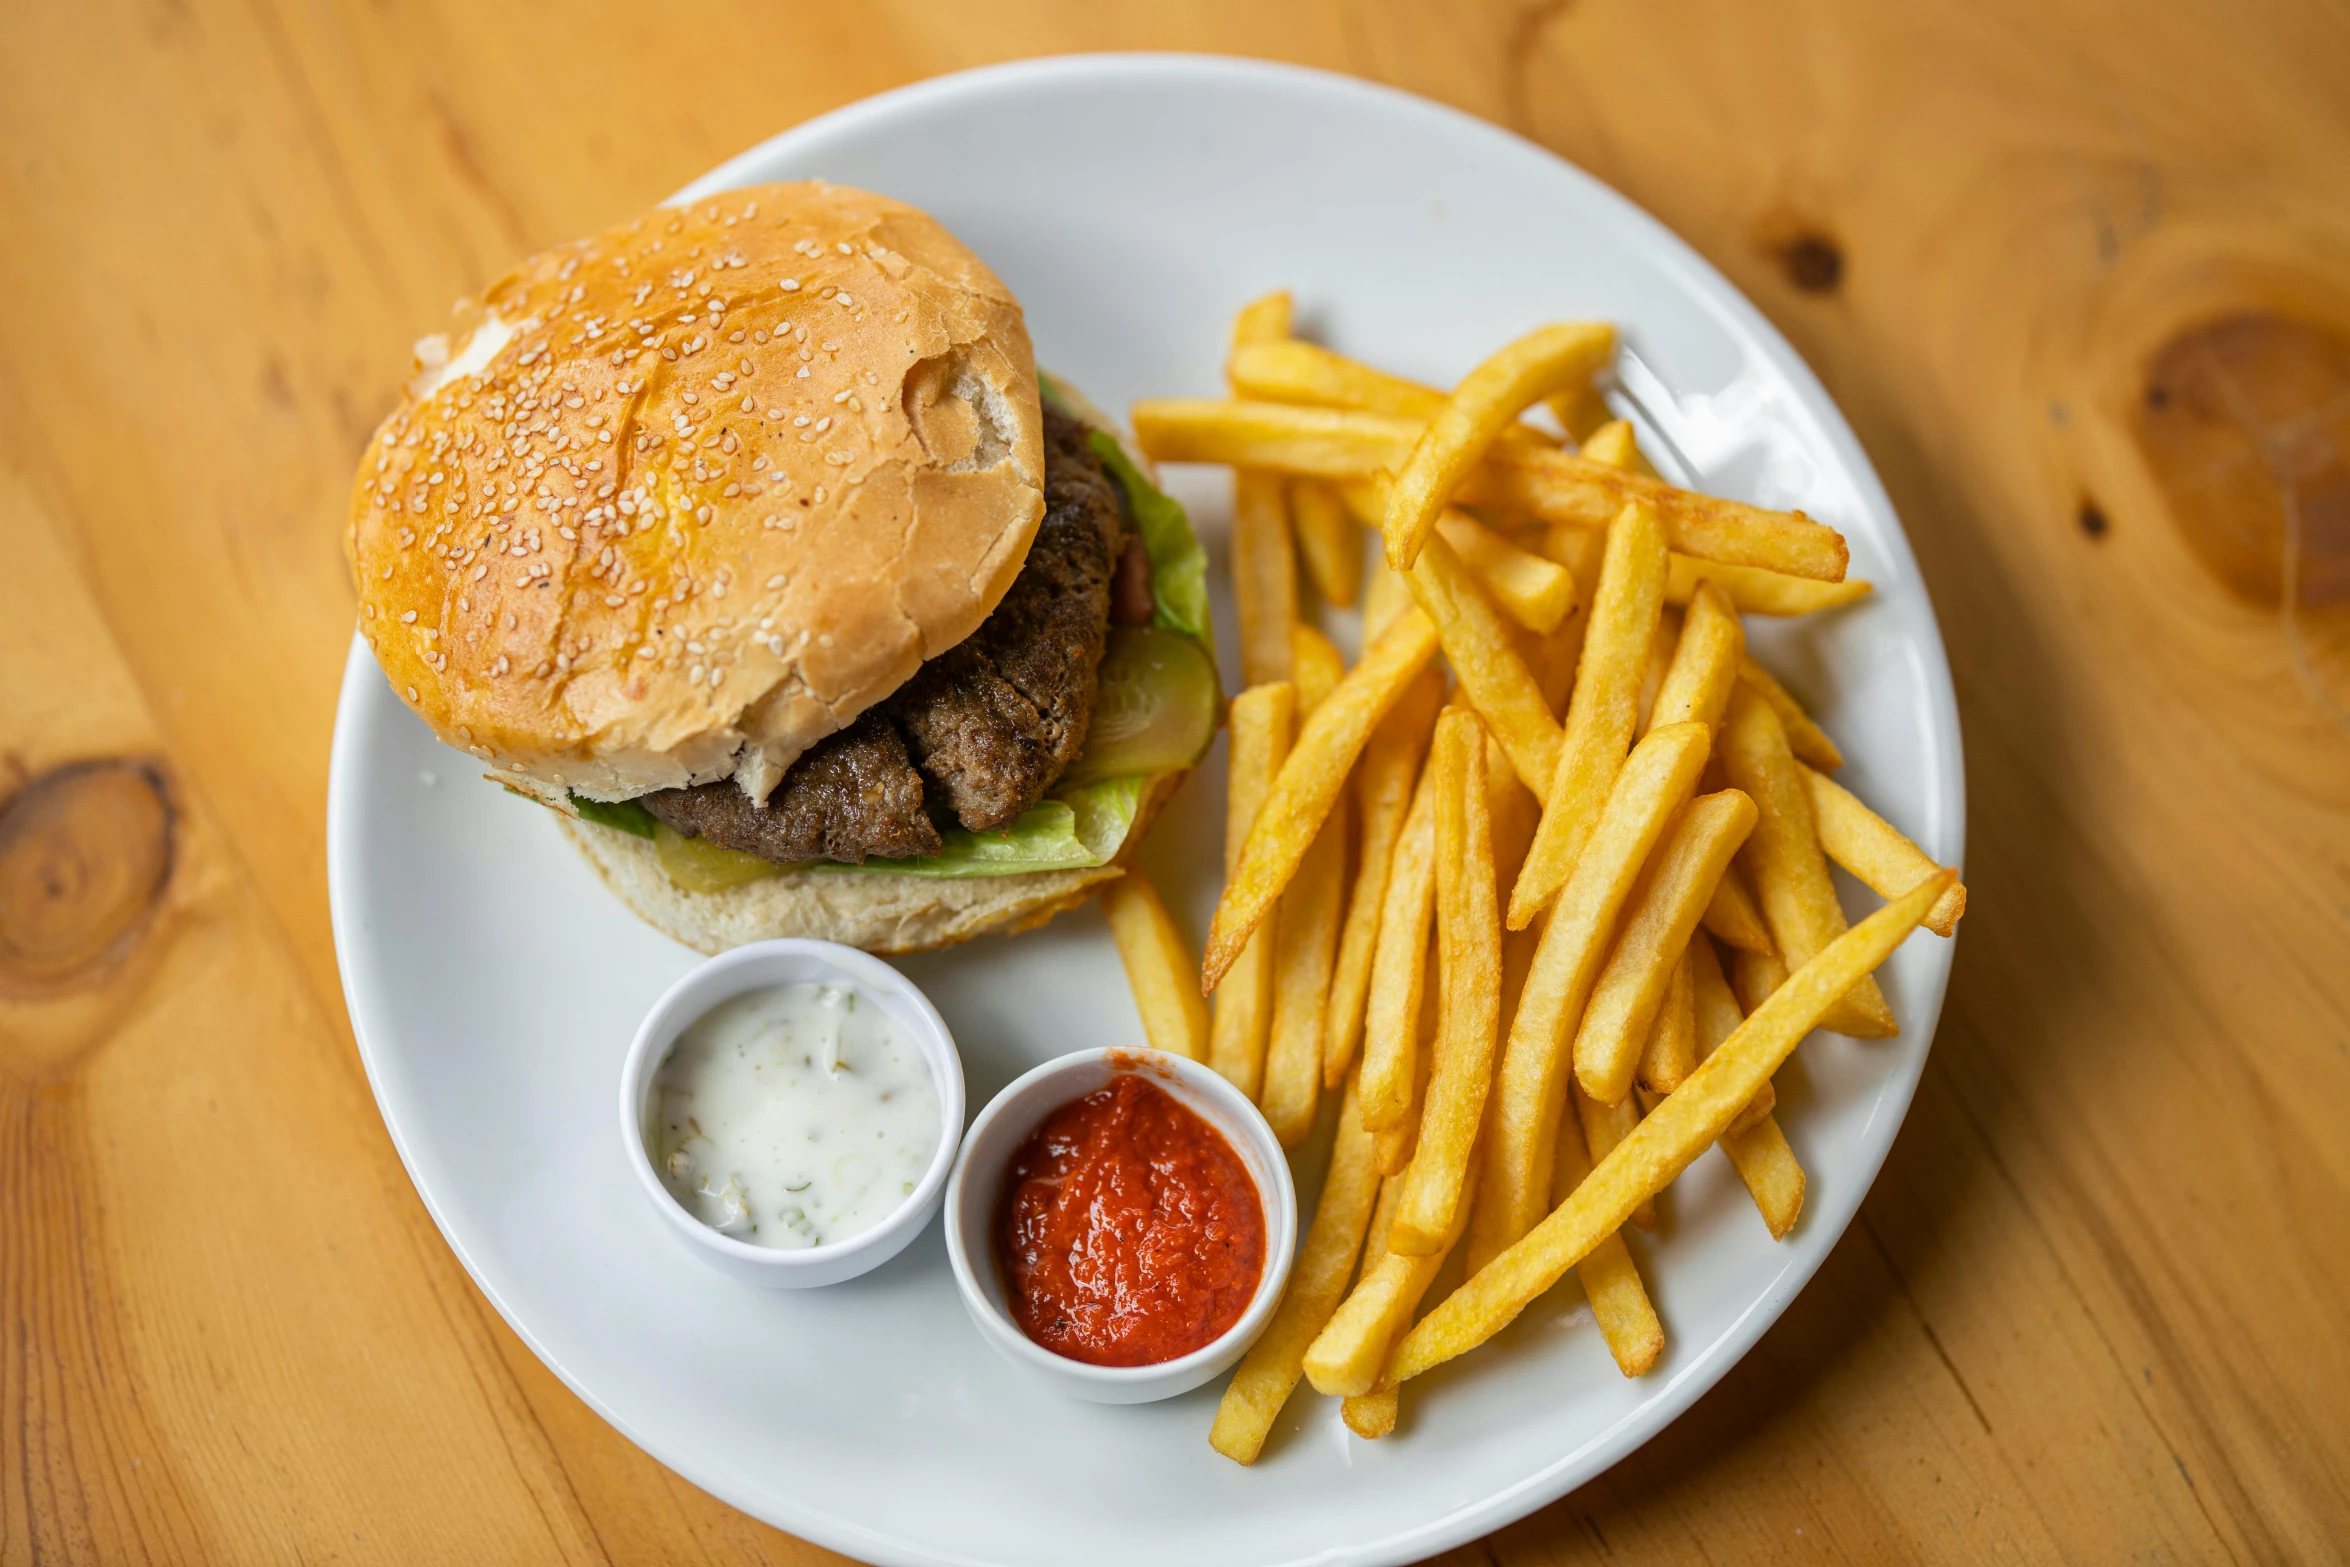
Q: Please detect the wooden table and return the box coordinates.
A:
[5,3,2346,1561]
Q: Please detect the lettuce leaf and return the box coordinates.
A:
[811,773,1143,879]
[1039,370,1214,648]
[570,792,658,838]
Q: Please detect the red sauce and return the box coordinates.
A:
[996,1073,1265,1367]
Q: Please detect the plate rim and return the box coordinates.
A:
[328,50,1963,1567]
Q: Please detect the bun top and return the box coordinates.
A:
[348,182,1044,804]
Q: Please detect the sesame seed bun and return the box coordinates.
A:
[347,182,1045,805]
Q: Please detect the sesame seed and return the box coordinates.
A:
[781,278,801,291]
[401,610,418,623]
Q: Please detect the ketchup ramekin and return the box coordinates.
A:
[942,1048,1297,1404]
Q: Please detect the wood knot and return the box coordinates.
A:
[2134,312,2350,605]
[0,758,176,998]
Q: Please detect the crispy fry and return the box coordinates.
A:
[1573,789,1758,1105]
[1738,656,1844,770]
[1303,1151,1481,1397]
[1130,400,1849,582]
[1263,786,1349,1145]
[1801,763,1967,936]
[1670,554,1872,617]
[1576,418,1656,476]
[1647,579,1746,736]
[1291,478,1364,608]
[1475,722,1710,1256]
[1731,943,1791,1014]
[1208,683,1295,1098]
[1227,338,1563,454]
[1204,611,1441,991]
[1232,471,1297,687]
[1704,858,1776,954]
[1392,712,1502,1254]
[1722,1112,1806,1240]
[1549,1095,1664,1374]
[1327,670,1446,1087]
[1381,871,1954,1389]
[1438,512,1577,633]
[1508,500,1667,929]
[1363,550,1413,640]
[1361,770,1440,1133]
[1637,941,1700,1097]
[1098,872,1209,1062]
[1210,1069,1383,1463]
[1290,622,1346,713]
[1550,383,1616,444]
[1721,687,1894,1037]
[1230,290,1294,347]
[1374,969,1440,1173]
[1384,324,1619,569]
[1693,935,1775,1131]
[1341,1386,1399,1439]
[1575,1080,1655,1231]
[1635,605,1681,734]
[1407,532,1563,798]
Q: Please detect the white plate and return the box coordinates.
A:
[328,54,1962,1567]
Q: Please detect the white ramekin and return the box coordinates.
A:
[943,1048,1297,1404]
[619,938,964,1289]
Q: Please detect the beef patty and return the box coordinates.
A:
[637,402,1128,864]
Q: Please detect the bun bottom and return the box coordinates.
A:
[558,817,1120,955]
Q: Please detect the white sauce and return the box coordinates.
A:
[649,983,940,1250]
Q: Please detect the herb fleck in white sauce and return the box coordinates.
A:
[650,983,940,1250]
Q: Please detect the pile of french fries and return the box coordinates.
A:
[1095,295,1965,1464]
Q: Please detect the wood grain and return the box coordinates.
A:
[3,1,2346,1562]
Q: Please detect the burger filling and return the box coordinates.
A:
[597,397,1208,876]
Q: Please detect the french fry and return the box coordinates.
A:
[1576,418,1656,477]
[1549,1095,1663,1375]
[1098,872,1209,1062]
[1636,942,1700,1097]
[1669,553,1871,617]
[1507,500,1668,930]
[1327,670,1446,1087]
[1406,532,1564,798]
[1263,786,1349,1144]
[1721,687,1895,1037]
[1731,943,1791,1015]
[1226,338,1561,453]
[1473,722,1710,1258]
[1230,289,1294,346]
[1290,478,1365,608]
[1575,1080,1655,1231]
[1303,1151,1481,1397]
[1550,382,1615,443]
[1363,551,1413,640]
[1384,324,1619,569]
[1635,605,1682,734]
[1439,512,1577,633]
[1203,611,1441,991]
[1341,1386,1400,1440]
[1722,1112,1806,1240]
[1290,623,1346,713]
[1210,1069,1383,1464]
[1801,763,1967,936]
[1232,472,1297,686]
[1342,477,1582,638]
[1130,400,1849,582]
[1374,969,1440,1173]
[1208,683,1295,1098]
[1380,870,1955,1389]
[1692,935,1775,1131]
[1738,656,1844,771]
[1704,858,1776,954]
[1361,770,1439,1132]
[1391,711,1502,1255]
[1646,579,1745,736]
[1572,789,1758,1105]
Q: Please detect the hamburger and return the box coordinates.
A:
[347,182,1219,953]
